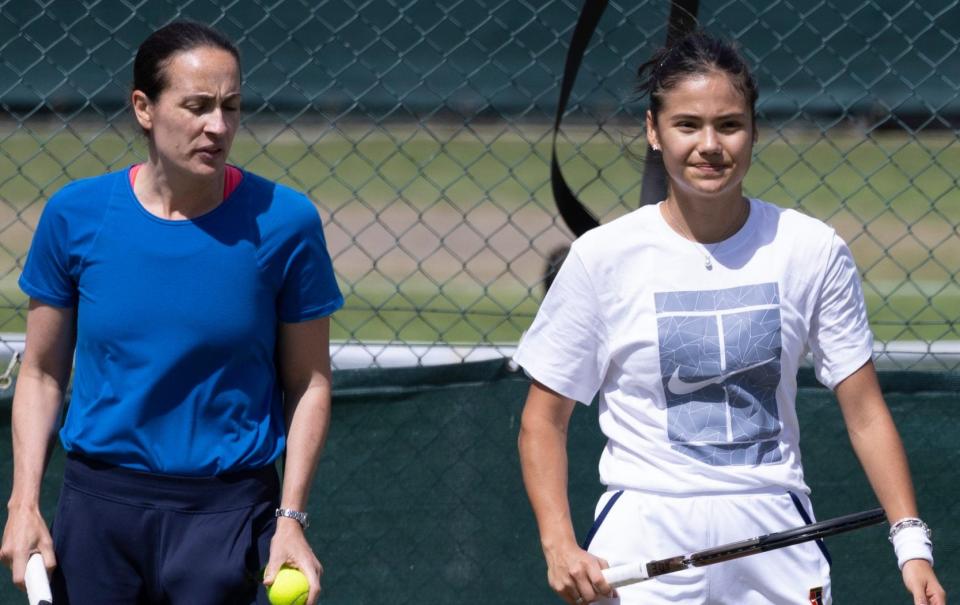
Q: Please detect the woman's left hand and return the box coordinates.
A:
[901,559,946,605]
[263,517,324,605]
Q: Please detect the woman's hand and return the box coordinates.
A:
[262,517,323,605]
[0,504,56,591]
[901,559,946,605]
[544,539,615,604]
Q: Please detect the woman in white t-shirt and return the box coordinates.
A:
[514,31,944,605]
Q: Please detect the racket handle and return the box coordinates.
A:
[25,553,53,605]
[601,562,650,588]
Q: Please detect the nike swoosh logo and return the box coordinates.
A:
[666,357,777,396]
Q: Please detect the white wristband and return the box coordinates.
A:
[891,526,933,570]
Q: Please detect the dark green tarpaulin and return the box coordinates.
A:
[3,0,958,120]
[1,360,957,603]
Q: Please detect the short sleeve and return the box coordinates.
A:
[19,195,78,307]
[808,233,874,389]
[513,246,608,404]
[277,207,344,323]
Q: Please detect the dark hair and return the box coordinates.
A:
[637,31,758,125]
[133,20,240,100]
[542,244,570,295]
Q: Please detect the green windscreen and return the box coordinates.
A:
[1,360,956,603]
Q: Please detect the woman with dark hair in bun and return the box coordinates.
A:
[1,21,341,605]
[515,31,944,605]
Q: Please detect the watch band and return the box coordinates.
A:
[275,507,310,529]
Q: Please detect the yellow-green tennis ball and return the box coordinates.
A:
[267,567,309,605]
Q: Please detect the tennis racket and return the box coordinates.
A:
[25,553,52,605]
[602,507,886,588]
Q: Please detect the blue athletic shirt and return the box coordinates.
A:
[19,167,344,476]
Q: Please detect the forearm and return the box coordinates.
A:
[835,362,919,522]
[844,404,918,521]
[276,316,334,512]
[518,397,577,550]
[7,372,64,511]
[280,382,331,511]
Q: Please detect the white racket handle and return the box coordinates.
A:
[25,553,53,605]
[601,562,650,588]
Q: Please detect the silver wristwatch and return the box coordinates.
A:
[275,507,310,529]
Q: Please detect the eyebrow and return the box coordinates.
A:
[182,93,242,102]
[669,112,748,121]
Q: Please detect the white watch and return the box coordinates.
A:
[275,507,310,529]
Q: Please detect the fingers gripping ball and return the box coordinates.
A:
[267,567,309,605]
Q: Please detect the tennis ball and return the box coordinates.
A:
[267,566,309,605]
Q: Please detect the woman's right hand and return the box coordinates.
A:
[0,504,56,591]
[544,539,616,604]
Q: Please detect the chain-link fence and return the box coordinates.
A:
[1,4,958,602]
[0,0,958,369]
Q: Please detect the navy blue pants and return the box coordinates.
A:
[51,454,279,605]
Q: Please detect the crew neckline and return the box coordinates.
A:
[125,164,246,225]
[656,198,756,251]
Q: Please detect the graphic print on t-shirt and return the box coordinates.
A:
[655,283,782,466]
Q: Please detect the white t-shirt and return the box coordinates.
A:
[513,198,873,495]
